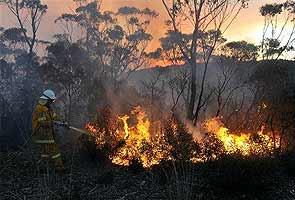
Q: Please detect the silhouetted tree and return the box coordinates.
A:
[161,0,249,123]
[260,1,295,60]
[1,0,48,59]
[40,40,91,124]
[221,41,258,62]
[55,1,158,81]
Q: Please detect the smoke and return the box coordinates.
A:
[184,120,204,141]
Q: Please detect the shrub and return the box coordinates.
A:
[163,116,199,161]
[199,132,226,161]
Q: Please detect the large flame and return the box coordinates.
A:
[85,107,280,167]
[205,117,279,155]
[86,106,169,168]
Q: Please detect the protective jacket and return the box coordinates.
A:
[32,100,64,170]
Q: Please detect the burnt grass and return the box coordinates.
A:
[0,145,294,200]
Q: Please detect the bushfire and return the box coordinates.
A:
[85,107,279,168]
[205,118,280,156]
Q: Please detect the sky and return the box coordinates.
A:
[0,0,288,52]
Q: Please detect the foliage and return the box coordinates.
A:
[248,60,295,151]
[79,106,121,164]
[1,0,48,55]
[199,132,226,161]
[164,116,199,161]
[39,40,92,122]
[160,0,248,122]
[55,1,158,81]
[221,41,259,61]
[260,1,295,59]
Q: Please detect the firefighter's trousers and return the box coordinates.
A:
[33,140,64,171]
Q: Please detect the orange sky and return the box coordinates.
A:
[0,0,287,52]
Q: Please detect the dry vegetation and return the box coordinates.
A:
[1,127,295,200]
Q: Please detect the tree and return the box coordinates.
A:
[40,40,91,124]
[55,1,158,81]
[1,0,48,139]
[260,1,295,60]
[211,41,257,123]
[161,0,249,124]
[1,0,48,59]
[141,68,166,122]
[53,1,159,118]
[167,67,190,112]
[213,57,245,118]
[250,60,295,152]
[220,41,258,62]
[0,27,28,61]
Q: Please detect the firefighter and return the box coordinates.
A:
[32,89,67,172]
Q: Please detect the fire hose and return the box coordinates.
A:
[55,122,127,149]
[1,121,94,173]
[68,126,95,137]
[54,121,95,137]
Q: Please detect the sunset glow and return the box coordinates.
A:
[0,0,288,52]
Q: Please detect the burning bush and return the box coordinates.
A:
[83,106,123,163]
[85,106,171,168]
[84,106,287,169]
[204,117,281,157]
[163,116,200,161]
[199,132,226,161]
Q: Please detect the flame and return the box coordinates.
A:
[85,123,98,133]
[113,106,170,167]
[205,118,279,155]
[86,106,169,168]
[118,115,130,139]
[85,107,281,168]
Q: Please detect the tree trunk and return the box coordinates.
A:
[68,90,72,124]
[193,60,209,125]
[187,61,197,120]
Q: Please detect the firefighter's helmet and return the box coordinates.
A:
[40,89,56,100]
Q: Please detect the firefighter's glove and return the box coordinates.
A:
[62,121,70,129]
[54,121,70,129]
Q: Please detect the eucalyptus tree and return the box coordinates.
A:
[55,1,158,81]
[260,1,295,60]
[160,0,249,124]
[221,41,258,62]
[1,0,48,59]
[0,0,48,138]
[40,39,91,123]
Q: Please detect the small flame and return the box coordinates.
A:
[118,115,130,139]
[85,123,98,133]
